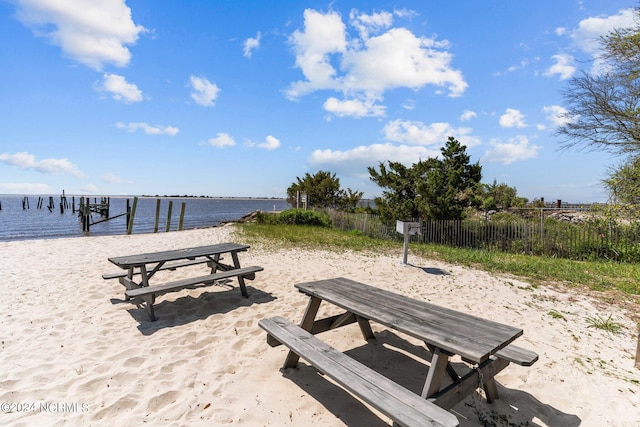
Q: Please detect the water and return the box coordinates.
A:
[0,195,291,241]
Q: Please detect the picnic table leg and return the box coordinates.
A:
[209,254,222,273]
[480,355,504,402]
[124,267,135,300]
[426,343,459,383]
[421,347,450,399]
[356,316,375,340]
[283,296,322,369]
[230,251,249,297]
[139,264,155,304]
[143,295,157,321]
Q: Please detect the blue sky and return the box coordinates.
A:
[0,1,636,202]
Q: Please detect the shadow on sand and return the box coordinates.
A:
[280,330,580,427]
[110,282,276,335]
[405,262,451,276]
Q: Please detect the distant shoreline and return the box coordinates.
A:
[0,194,287,201]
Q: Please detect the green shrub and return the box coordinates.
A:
[275,209,331,227]
[255,211,280,225]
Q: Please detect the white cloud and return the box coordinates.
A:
[571,8,636,55]
[101,173,124,184]
[499,108,527,128]
[323,97,385,118]
[349,9,393,39]
[207,133,236,148]
[544,54,576,80]
[482,135,540,165]
[99,73,143,103]
[309,143,440,177]
[14,0,145,70]
[190,76,220,107]
[561,8,637,75]
[0,182,51,193]
[259,135,281,150]
[287,8,466,117]
[116,122,179,135]
[342,28,466,95]
[383,119,481,148]
[243,32,261,58]
[542,105,571,127]
[80,183,99,194]
[0,151,83,177]
[402,99,415,110]
[460,110,477,121]
[393,8,418,20]
[497,59,530,75]
[287,9,347,98]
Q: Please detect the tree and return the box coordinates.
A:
[367,160,434,221]
[286,170,362,211]
[336,188,365,213]
[368,137,482,221]
[477,180,527,211]
[418,137,482,219]
[603,156,640,204]
[557,8,640,203]
[557,8,640,155]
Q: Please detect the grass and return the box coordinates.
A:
[411,243,640,296]
[586,314,624,334]
[238,223,400,253]
[237,223,640,303]
[548,309,567,321]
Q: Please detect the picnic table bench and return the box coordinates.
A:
[260,277,538,426]
[106,243,263,321]
[260,316,459,427]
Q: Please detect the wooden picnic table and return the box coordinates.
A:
[106,243,263,320]
[278,277,537,411]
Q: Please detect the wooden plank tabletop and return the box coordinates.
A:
[295,277,523,363]
[108,243,250,268]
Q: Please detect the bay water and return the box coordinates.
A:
[0,195,290,241]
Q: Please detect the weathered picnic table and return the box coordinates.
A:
[260,277,538,426]
[106,243,263,320]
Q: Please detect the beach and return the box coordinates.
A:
[0,226,638,426]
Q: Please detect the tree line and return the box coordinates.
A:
[287,137,526,222]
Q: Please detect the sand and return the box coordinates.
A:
[0,226,638,426]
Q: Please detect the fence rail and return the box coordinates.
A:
[322,209,640,262]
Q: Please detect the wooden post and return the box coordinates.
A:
[154,199,161,233]
[82,203,90,233]
[165,201,173,232]
[72,196,75,214]
[178,202,186,231]
[635,326,640,369]
[402,227,410,265]
[127,197,138,235]
[126,198,130,226]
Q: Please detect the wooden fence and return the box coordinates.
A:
[322,210,640,262]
